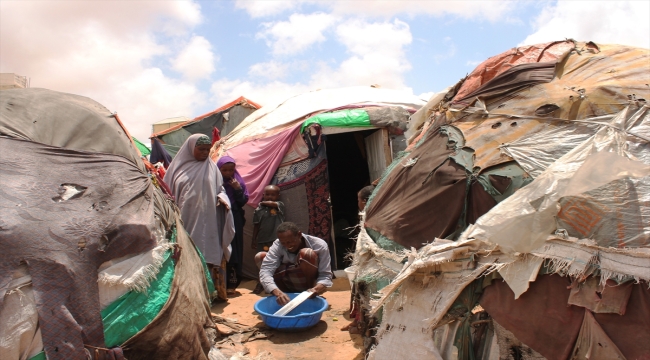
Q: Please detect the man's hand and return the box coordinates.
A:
[272,289,290,305]
[307,283,326,298]
[230,178,242,191]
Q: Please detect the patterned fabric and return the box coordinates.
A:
[272,145,326,185]
[195,135,211,146]
[305,161,332,242]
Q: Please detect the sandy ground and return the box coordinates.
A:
[212,278,364,360]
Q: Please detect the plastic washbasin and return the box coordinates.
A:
[254,293,328,331]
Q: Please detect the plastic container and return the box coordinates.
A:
[254,293,328,331]
[344,266,357,288]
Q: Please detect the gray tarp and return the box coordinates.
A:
[0,137,157,359]
[0,88,215,360]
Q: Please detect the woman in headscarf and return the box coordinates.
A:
[164,134,235,301]
[217,156,249,295]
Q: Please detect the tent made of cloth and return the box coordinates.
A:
[353,41,650,359]
[150,96,261,157]
[0,88,216,360]
[365,40,650,250]
[213,86,426,276]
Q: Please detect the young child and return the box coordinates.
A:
[252,185,285,293]
[217,156,249,296]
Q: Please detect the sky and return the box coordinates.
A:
[1,0,649,141]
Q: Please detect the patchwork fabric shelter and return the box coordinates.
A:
[0,88,217,360]
[213,86,426,276]
[151,96,261,157]
[352,41,650,359]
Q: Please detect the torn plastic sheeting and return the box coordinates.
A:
[497,256,544,299]
[500,105,650,178]
[529,237,650,284]
[500,122,599,178]
[462,106,650,253]
[406,88,450,142]
[369,240,501,316]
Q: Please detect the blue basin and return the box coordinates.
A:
[254,293,328,331]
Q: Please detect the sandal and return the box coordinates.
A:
[252,283,264,295]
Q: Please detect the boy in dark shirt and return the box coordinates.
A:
[252,185,285,293]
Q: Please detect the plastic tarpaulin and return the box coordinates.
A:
[220,86,426,149]
[1,88,216,360]
[300,109,370,132]
[462,106,650,253]
[132,136,151,156]
[224,125,301,206]
[0,136,158,359]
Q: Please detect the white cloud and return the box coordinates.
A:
[212,18,414,106]
[329,0,513,21]
[211,78,309,107]
[257,13,337,55]
[172,35,217,80]
[248,60,290,80]
[0,0,209,141]
[466,60,482,67]
[235,0,299,18]
[312,19,412,88]
[237,0,514,21]
[522,1,650,48]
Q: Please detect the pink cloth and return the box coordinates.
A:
[225,125,300,206]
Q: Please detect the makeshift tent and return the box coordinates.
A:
[151,96,261,156]
[213,86,426,276]
[0,88,218,360]
[132,136,151,156]
[351,41,650,359]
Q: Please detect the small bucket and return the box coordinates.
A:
[344,266,357,289]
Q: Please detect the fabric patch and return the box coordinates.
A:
[568,277,633,315]
[571,310,625,360]
[305,161,332,243]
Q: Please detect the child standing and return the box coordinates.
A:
[252,185,285,293]
[217,156,249,296]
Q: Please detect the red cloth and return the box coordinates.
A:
[225,125,301,206]
[480,275,583,360]
[452,40,575,103]
[211,127,221,146]
[480,275,650,360]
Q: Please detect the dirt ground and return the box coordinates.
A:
[211,277,364,360]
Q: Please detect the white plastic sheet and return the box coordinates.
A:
[463,106,650,253]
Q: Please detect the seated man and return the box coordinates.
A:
[255,222,333,305]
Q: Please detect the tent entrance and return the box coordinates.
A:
[325,128,390,269]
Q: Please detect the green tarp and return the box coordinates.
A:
[132,136,151,156]
[29,228,215,359]
[300,109,371,132]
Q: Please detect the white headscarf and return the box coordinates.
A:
[164,134,234,264]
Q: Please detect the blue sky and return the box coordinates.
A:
[1,0,649,141]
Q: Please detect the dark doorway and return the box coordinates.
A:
[325,131,374,269]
